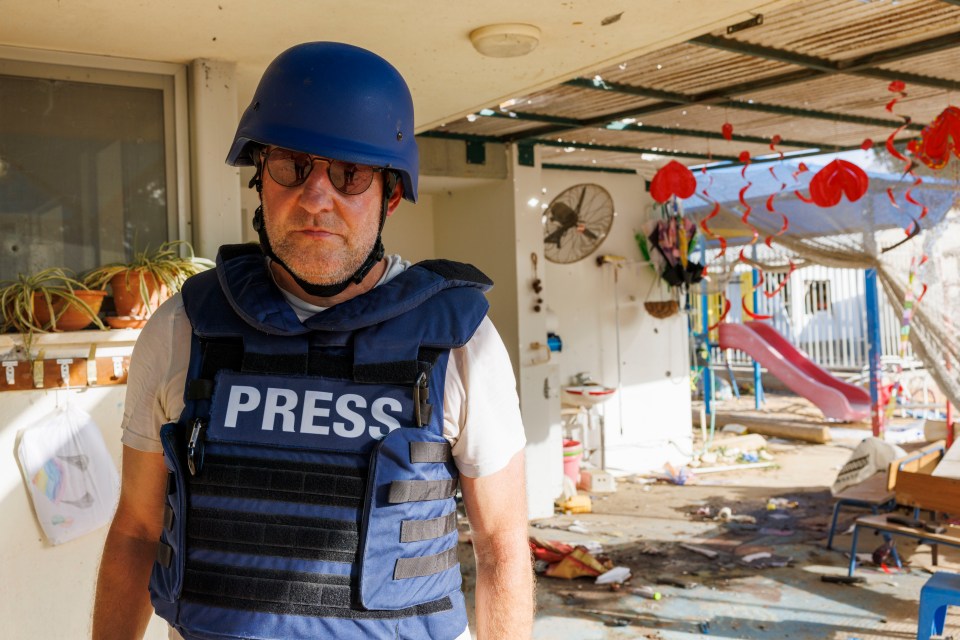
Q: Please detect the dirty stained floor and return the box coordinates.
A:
[458,429,959,639]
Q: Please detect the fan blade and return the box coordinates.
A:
[582,227,598,241]
[574,186,587,217]
[544,226,570,247]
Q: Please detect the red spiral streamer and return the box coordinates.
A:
[764,260,797,299]
[708,297,732,331]
[741,296,773,321]
[884,80,927,232]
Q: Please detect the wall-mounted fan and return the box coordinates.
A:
[542,183,615,264]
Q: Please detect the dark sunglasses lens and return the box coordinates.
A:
[329,160,375,195]
[266,149,312,187]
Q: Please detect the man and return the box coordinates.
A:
[93,41,533,640]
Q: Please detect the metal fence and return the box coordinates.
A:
[689,264,911,372]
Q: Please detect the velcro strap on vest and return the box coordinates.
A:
[163,504,175,530]
[394,547,459,580]
[400,512,458,543]
[387,479,457,503]
[182,562,454,619]
[190,457,365,508]
[409,442,451,464]
[188,507,360,564]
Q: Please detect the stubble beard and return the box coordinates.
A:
[264,206,376,286]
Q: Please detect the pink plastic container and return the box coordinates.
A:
[562,440,583,485]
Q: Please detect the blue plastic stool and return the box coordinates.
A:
[917,571,960,640]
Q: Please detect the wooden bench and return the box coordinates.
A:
[847,441,958,576]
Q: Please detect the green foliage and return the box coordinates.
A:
[0,268,106,339]
[83,240,214,311]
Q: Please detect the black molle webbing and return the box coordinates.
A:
[157,541,173,568]
[242,351,308,375]
[409,442,451,464]
[189,457,365,508]
[163,504,175,530]
[186,378,214,400]
[200,340,243,379]
[388,479,458,504]
[182,562,453,619]
[197,337,440,385]
[187,508,358,564]
[394,547,459,580]
[166,472,176,495]
[400,512,458,543]
[353,360,421,384]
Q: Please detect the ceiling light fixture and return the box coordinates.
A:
[469,23,541,58]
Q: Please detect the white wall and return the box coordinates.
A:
[0,387,168,640]
[382,195,436,264]
[541,170,693,474]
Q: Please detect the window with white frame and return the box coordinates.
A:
[804,279,831,314]
[0,53,187,281]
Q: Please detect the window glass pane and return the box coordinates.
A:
[0,74,167,280]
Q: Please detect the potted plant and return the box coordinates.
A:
[0,268,108,345]
[83,240,214,328]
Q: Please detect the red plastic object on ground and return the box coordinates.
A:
[718,322,871,422]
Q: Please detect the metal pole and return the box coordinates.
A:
[700,235,712,416]
[751,244,763,410]
[864,268,883,438]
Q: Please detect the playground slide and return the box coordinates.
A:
[718,321,871,422]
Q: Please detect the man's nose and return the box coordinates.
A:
[297,160,336,210]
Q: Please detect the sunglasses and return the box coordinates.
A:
[261,147,383,195]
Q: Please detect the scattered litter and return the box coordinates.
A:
[741,451,759,463]
[696,506,712,518]
[694,461,776,474]
[766,498,799,510]
[529,538,615,580]
[742,553,792,568]
[636,543,667,556]
[821,575,865,585]
[567,523,590,534]
[628,476,656,485]
[663,463,691,485]
[717,506,733,520]
[720,423,748,434]
[559,494,592,514]
[656,576,698,589]
[680,543,719,559]
[630,585,662,600]
[595,566,632,585]
[759,527,794,537]
[699,621,711,634]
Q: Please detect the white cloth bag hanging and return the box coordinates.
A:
[16,404,120,545]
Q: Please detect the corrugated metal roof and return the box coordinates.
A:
[424,0,960,175]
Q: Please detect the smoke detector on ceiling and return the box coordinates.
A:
[469,23,541,58]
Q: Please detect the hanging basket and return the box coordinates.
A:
[644,299,679,319]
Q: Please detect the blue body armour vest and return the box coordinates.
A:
[148,244,492,640]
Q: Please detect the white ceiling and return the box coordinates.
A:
[2,0,787,131]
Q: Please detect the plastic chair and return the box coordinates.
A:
[917,571,960,640]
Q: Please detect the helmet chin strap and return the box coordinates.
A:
[251,171,396,298]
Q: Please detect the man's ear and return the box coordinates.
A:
[386,180,404,217]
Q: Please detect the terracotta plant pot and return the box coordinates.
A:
[109,270,170,319]
[32,290,108,331]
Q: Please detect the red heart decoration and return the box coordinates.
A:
[861,138,874,150]
[888,80,906,93]
[807,159,869,207]
[721,122,734,141]
[738,150,751,163]
[650,160,697,203]
[907,105,960,170]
